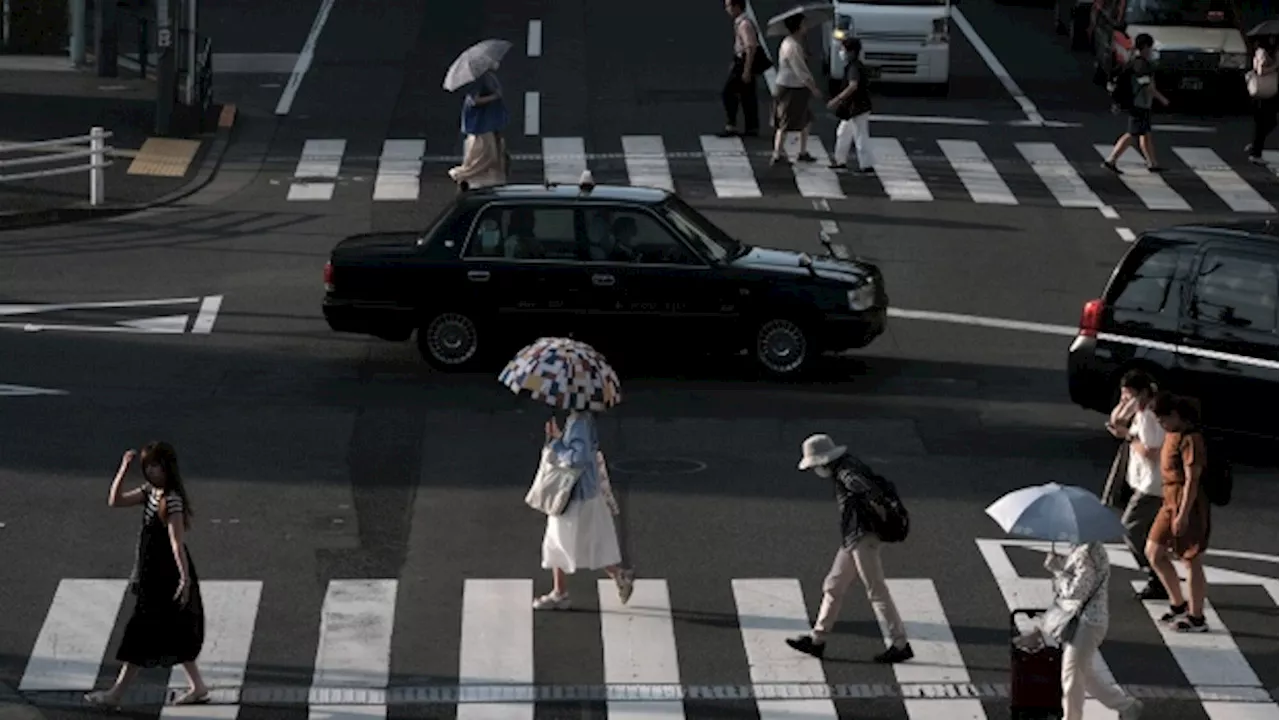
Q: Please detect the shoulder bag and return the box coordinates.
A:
[524,446,583,516]
[1042,571,1106,645]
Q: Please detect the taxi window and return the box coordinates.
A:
[463,205,580,261]
[1123,0,1235,27]
[1190,252,1278,333]
[1109,242,1186,315]
[583,208,701,266]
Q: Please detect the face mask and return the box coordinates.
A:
[814,466,832,478]
[838,49,849,63]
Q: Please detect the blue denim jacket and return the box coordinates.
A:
[548,411,599,501]
[461,72,509,135]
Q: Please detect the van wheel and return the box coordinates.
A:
[417,311,482,370]
[753,318,813,377]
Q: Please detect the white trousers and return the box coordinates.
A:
[1062,620,1135,720]
[834,112,874,169]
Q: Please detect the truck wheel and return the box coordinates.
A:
[417,311,482,371]
[753,317,813,377]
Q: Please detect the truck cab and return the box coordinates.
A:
[821,0,953,96]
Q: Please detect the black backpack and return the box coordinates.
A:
[1108,63,1135,110]
[1199,433,1233,507]
[845,457,910,543]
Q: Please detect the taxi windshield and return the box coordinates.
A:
[1124,0,1236,27]
[661,197,739,261]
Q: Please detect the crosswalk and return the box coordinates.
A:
[281,134,1280,213]
[13,541,1277,719]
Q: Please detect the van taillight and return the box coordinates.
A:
[1079,298,1103,337]
[323,261,334,292]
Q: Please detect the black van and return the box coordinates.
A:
[1067,219,1278,438]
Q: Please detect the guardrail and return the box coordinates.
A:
[0,128,115,206]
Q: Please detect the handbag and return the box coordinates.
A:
[1247,68,1278,99]
[1100,443,1132,510]
[1042,572,1106,645]
[524,446,583,516]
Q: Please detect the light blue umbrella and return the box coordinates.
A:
[985,483,1125,544]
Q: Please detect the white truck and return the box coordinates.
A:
[820,0,954,96]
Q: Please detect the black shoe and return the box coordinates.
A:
[784,634,825,659]
[1101,160,1123,175]
[874,643,914,664]
[1159,602,1188,623]
[741,129,759,138]
[1174,614,1208,633]
[1134,581,1168,601]
[717,128,740,138]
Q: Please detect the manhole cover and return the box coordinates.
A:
[608,458,707,475]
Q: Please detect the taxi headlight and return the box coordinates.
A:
[1219,52,1247,69]
[833,29,848,41]
[848,281,876,311]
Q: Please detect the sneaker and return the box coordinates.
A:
[1249,155,1267,165]
[784,634,826,659]
[874,643,914,664]
[615,569,635,605]
[532,591,570,610]
[1101,160,1123,174]
[1134,581,1168,601]
[795,152,816,163]
[1120,698,1145,719]
[1175,614,1208,633]
[1159,602,1187,623]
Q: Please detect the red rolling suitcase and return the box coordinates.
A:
[1010,608,1064,720]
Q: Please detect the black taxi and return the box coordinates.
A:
[1067,219,1278,437]
[322,174,888,377]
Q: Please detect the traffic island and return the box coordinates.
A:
[0,65,238,232]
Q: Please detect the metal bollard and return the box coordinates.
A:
[89,126,106,206]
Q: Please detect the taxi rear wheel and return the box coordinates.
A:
[752,318,812,377]
[417,311,482,371]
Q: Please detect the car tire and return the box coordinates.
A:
[417,311,483,371]
[752,317,813,377]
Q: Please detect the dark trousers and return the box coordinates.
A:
[1121,491,1163,579]
[1250,96,1278,157]
[722,60,759,133]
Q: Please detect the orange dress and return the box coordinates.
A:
[1147,430,1211,559]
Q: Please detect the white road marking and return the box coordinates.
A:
[881,580,988,719]
[950,8,1045,125]
[523,91,540,136]
[117,314,190,333]
[162,581,262,719]
[526,20,542,57]
[1153,124,1217,133]
[542,136,587,185]
[191,295,223,334]
[1173,147,1275,213]
[275,0,336,115]
[1016,142,1103,209]
[870,138,932,201]
[372,139,425,201]
[0,297,202,315]
[699,135,761,198]
[784,136,843,199]
[731,579,838,720]
[874,114,990,126]
[937,139,1016,205]
[0,383,68,396]
[1099,204,1120,219]
[1203,704,1280,720]
[599,579,685,719]
[458,579,534,719]
[1262,150,1278,175]
[311,579,397,720]
[621,135,675,191]
[1095,145,1190,210]
[887,308,1078,337]
[1116,227,1137,242]
[289,139,345,201]
[20,579,127,691]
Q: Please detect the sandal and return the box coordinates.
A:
[84,690,121,709]
[173,689,210,705]
[796,152,816,163]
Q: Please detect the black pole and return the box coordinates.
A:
[155,0,177,135]
[95,0,119,77]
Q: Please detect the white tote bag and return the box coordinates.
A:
[1247,68,1279,99]
[525,447,583,516]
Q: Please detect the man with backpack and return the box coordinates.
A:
[785,434,915,663]
[1101,33,1169,174]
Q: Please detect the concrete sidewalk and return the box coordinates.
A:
[0,57,237,230]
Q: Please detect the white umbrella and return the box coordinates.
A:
[443,39,512,92]
[985,483,1125,544]
[765,3,836,37]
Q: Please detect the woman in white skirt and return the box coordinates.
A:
[534,409,636,610]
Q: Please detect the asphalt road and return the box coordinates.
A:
[0,0,1275,718]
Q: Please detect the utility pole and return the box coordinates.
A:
[155,0,177,135]
[69,0,87,65]
[94,0,118,77]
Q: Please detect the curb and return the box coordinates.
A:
[0,103,239,233]
[0,682,44,720]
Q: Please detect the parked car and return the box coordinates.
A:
[322,176,889,377]
[1087,0,1250,101]
[1067,219,1278,437]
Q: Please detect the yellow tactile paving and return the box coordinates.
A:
[127,137,201,177]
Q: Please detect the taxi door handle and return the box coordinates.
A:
[467,270,490,282]
[592,274,616,287]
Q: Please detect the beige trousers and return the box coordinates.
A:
[1062,620,1135,720]
[812,536,907,645]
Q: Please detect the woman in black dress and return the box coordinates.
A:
[85,441,209,708]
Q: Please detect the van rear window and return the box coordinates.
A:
[1108,241,1187,315]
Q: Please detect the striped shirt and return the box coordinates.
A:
[143,484,185,524]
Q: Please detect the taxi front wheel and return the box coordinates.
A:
[753,318,813,377]
[417,311,482,371]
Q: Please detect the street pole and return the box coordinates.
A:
[155,0,176,135]
[183,0,199,106]
[69,0,86,66]
[94,0,118,77]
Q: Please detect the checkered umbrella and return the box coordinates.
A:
[498,337,621,412]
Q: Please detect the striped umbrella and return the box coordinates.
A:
[498,337,621,412]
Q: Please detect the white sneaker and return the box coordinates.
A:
[615,569,635,604]
[1119,698,1144,719]
[532,592,569,610]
